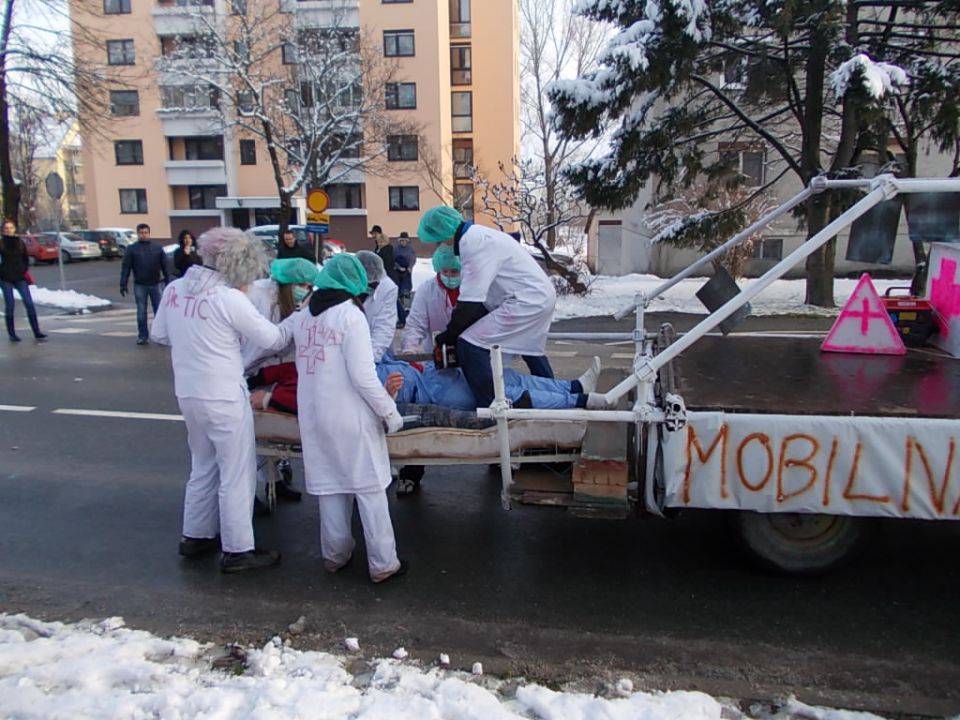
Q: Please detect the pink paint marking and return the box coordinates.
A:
[822,273,906,355]
[845,297,887,335]
[929,258,960,337]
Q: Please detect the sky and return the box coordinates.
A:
[0,613,895,720]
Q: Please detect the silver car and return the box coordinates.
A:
[94,227,137,255]
[41,232,103,262]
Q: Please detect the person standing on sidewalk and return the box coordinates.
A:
[120,223,170,345]
[1,218,46,342]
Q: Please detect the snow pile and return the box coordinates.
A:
[30,286,111,311]
[0,614,890,720]
[831,54,908,100]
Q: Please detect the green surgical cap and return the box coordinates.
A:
[417,205,463,243]
[432,244,461,273]
[270,258,320,286]
[315,253,368,297]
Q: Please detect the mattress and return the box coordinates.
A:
[253,411,587,460]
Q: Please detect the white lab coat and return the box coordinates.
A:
[240,278,284,372]
[150,266,292,553]
[400,275,455,354]
[294,300,398,495]
[457,224,556,356]
[362,275,399,361]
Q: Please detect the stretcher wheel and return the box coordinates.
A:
[734,511,871,575]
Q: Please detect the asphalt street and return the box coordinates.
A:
[1,259,958,717]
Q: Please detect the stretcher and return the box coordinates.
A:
[253,410,588,509]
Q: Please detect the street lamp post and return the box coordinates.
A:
[44,173,65,291]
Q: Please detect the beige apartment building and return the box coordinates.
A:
[69,0,519,247]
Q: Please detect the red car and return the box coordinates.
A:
[21,234,60,265]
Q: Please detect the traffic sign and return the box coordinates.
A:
[306,189,329,213]
[45,172,64,199]
[306,222,329,234]
[307,212,330,224]
[822,274,906,355]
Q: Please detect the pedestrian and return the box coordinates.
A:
[394,231,416,328]
[150,227,293,573]
[400,244,460,354]
[356,250,399,362]
[172,229,202,278]
[294,252,407,583]
[1,218,46,342]
[371,225,398,284]
[276,228,314,261]
[120,223,170,345]
[417,206,593,409]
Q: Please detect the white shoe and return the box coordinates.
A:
[577,356,602,394]
[586,392,613,410]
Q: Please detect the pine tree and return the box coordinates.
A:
[549,0,960,307]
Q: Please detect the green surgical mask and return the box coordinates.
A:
[440,274,461,289]
[293,286,310,304]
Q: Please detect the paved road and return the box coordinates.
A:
[2,260,958,717]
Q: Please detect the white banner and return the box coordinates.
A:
[657,412,959,520]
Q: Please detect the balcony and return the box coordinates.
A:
[283,0,359,28]
[152,0,215,37]
[165,160,226,186]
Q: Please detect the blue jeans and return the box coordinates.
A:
[2,279,41,338]
[134,283,162,340]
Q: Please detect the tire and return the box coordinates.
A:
[735,511,870,575]
[28,255,37,266]
[61,250,72,263]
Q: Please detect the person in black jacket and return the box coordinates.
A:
[172,229,202,277]
[0,218,45,342]
[276,229,315,261]
[120,223,170,345]
[371,225,398,284]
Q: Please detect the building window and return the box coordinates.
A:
[451,45,471,85]
[103,0,130,14]
[239,139,256,165]
[382,0,412,3]
[107,39,135,65]
[453,139,473,178]
[188,185,227,210]
[387,135,418,162]
[451,91,472,133]
[719,143,764,187]
[119,189,147,214]
[282,42,297,64]
[110,90,139,116]
[234,40,250,63]
[324,183,364,209]
[160,85,219,111]
[230,0,246,14]
[454,183,474,220]
[184,136,224,160]
[385,82,416,109]
[237,91,255,114]
[384,30,415,57]
[114,140,143,165]
[752,238,783,260]
[389,186,419,211]
[450,0,470,37]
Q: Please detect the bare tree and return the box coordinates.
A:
[156,0,419,235]
[520,0,606,250]
[475,157,588,294]
[8,96,46,230]
[1,0,115,224]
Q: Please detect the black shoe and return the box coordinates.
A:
[137,338,147,345]
[179,535,220,557]
[221,549,281,573]
[8,334,21,342]
[276,481,302,502]
[33,332,47,341]
[371,559,408,584]
[395,476,421,497]
[253,496,270,516]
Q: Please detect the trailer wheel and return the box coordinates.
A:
[735,511,869,575]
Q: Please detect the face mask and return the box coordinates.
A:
[293,286,310,304]
[440,274,461,289]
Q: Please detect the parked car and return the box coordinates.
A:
[93,227,137,256]
[74,230,122,259]
[40,231,103,262]
[21,233,60,265]
[249,225,344,261]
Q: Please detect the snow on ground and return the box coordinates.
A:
[0,613,888,720]
[30,286,111,311]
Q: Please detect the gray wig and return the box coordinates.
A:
[197,227,269,289]
[355,250,384,283]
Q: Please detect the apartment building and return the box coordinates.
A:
[69,0,519,246]
[32,118,86,231]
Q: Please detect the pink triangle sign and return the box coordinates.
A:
[821,274,906,355]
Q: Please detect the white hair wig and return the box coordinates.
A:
[197,226,269,289]
[355,250,384,283]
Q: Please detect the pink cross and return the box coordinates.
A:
[930,258,960,338]
[845,297,887,335]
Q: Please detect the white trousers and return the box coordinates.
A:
[179,396,257,553]
[317,491,399,580]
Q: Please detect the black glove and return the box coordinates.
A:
[119,287,128,297]
[434,331,451,348]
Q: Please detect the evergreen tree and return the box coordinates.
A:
[549,0,960,306]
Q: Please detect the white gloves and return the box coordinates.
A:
[384,409,404,434]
